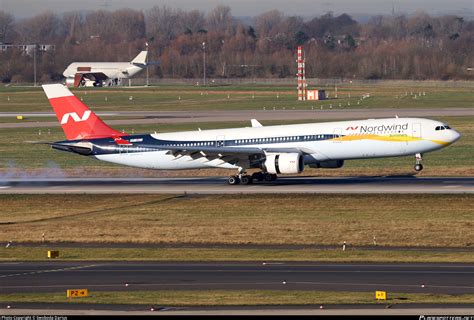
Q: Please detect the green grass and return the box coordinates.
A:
[0,116,472,176]
[0,84,472,113]
[0,194,472,248]
[1,290,473,306]
[0,247,473,263]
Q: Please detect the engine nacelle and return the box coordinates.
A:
[65,77,75,87]
[308,160,344,169]
[264,153,304,174]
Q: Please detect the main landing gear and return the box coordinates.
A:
[227,172,277,185]
[414,153,423,172]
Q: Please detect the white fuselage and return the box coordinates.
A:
[94,117,460,171]
[63,62,144,79]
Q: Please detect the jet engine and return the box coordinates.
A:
[264,153,304,174]
[65,77,76,87]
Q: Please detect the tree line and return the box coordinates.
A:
[0,6,472,83]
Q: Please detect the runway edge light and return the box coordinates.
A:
[67,289,89,298]
[375,290,387,300]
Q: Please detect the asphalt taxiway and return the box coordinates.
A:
[0,176,472,194]
[1,262,473,295]
[1,107,473,128]
[2,305,473,316]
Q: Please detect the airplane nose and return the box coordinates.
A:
[451,130,461,143]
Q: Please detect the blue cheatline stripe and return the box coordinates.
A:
[57,133,340,156]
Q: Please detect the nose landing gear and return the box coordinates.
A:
[414,153,423,172]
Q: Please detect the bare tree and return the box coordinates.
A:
[0,8,472,82]
[178,9,206,35]
[15,11,65,43]
[207,5,233,34]
[0,10,14,43]
[254,10,283,38]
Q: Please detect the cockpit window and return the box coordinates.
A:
[436,125,452,130]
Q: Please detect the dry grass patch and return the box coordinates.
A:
[1,290,473,306]
[0,194,173,223]
[0,194,472,247]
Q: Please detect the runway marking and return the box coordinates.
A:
[0,264,99,278]
[0,282,277,289]
[290,281,474,290]
[1,177,472,194]
[20,269,472,274]
[1,281,472,290]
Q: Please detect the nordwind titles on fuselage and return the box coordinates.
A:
[357,123,409,133]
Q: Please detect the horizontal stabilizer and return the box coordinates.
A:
[26,140,93,155]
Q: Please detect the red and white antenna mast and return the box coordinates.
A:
[296,46,306,101]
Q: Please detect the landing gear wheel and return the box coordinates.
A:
[264,173,273,182]
[227,176,240,185]
[414,153,423,172]
[240,175,253,185]
[263,173,277,182]
[252,172,264,182]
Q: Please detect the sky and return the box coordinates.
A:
[1,0,473,19]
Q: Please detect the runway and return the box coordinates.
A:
[1,107,472,128]
[2,306,474,316]
[1,262,473,295]
[0,176,472,194]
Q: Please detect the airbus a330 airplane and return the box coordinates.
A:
[41,84,460,185]
[63,51,148,87]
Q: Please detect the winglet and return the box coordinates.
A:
[251,119,263,128]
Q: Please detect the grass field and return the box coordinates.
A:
[1,247,472,263]
[1,290,473,306]
[0,194,472,248]
[0,84,472,113]
[0,116,472,176]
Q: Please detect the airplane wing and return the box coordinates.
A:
[138,144,307,163]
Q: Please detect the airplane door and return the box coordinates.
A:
[333,128,343,143]
[216,135,225,147]
[412,123,422,138]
